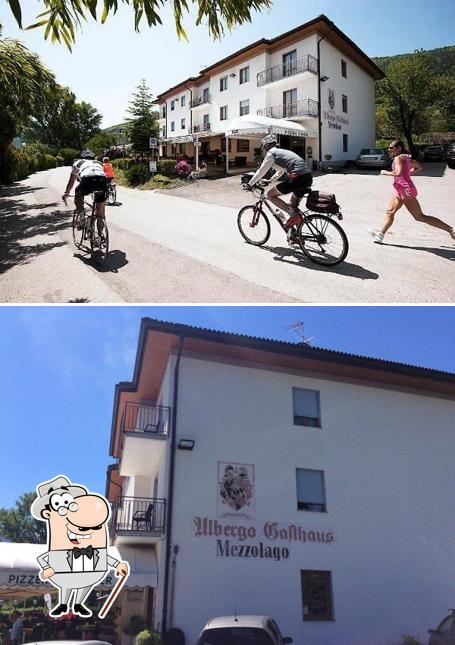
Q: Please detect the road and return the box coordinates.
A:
[0,165,454,303]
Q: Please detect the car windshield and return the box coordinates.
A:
[360,149,385,155]
[198,627,275,645]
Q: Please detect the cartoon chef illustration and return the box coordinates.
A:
[31,475,129,618]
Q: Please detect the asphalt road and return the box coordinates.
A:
[0,164,454,303]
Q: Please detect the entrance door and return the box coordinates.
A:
[283,89,297,118]
[283,50,297,77]
[201,141,210,159]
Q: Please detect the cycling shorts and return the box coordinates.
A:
[75,176,108,203]
[276,172,313,198]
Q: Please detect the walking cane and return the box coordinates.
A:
[99,570,129,619]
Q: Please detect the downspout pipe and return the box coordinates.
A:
[161,333,185,636]
[317,37,325,166]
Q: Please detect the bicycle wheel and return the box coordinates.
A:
[90,218,110,265]
[108,186,116,205]
[296,214,349,266]
[72,211,86,249]
[237,205,271,246]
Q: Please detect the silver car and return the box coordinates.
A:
[196,615,293,645]
[428,610,455,644]
[356,148,390,169]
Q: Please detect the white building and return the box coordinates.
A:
[106,319,455,645]
[156,14,384,168]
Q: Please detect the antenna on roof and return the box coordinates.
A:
[285,321,315,346]
[234,603,238,621]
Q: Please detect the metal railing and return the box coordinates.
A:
[257,99,319,119]
[191,94,211,108]
[257,54,318,87]
[192,123,211,133]
[112,496,166,536]
[121,402,170,438]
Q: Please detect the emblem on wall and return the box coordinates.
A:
[217,462,255,519]
[328,88,335,111]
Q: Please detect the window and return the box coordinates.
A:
[161,106,166,118]
[293,388,320,427]
[203,87,210,103]
[221,137,232,153]
[171,100,176,111]
[296,468,326,512]
[343,133,349,152]
[239,99,250,116]
[237,139,250,153]
[220,76,228,92]
[240,66,250,84]
[220,105,228,121]
[203,114,210,130]
[181,118,186,129]
[283,50,297,76]
[301,570,333,621]
[341,59,347,78]
[342,94,348,113]
[181,95,186,107]
[171,121,175,132]
[283,89,297,117]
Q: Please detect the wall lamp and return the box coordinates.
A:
[320,76,330,82]
[178,439,195,451]
[229,73,236,77]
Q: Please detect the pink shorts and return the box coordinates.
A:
[394,182,417,200]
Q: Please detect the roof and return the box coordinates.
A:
[201,615,271,630]
[107,318,455,460]
[156,14,384,101]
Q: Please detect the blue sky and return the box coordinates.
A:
[1,0,454,126]
[0,305,454,509]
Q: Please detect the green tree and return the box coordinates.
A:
[0,493,47,543]
[85,131,117,155]
[0,23,55,182]
[7,0,272,48]
[126,79,159,154]
[74,101,102,148]
[379,51,441,155]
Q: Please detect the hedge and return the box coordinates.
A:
[58,147,80,165]
[125,163,150,186]
[0,143,58,184]
[157,159,177,177]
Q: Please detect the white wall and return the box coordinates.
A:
[165,355,455,645]
[320,40,376,161]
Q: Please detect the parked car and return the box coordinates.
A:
[428,610,455,644]
[196,615,293,645]
[356,148,390,169]
[445,143,455,169]
[424,145,445,161]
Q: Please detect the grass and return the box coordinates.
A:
[114,169,187,191]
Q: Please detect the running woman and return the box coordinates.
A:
[369,139,455,243]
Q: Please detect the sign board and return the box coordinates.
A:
[149,137,158,149]
[149,161,157,173]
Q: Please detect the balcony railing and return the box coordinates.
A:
[112,496,166,537]
[191,94,211,108]
[257,99,319,120]
[257,54,318,87]
[192,123,211,133]
[121,402,170,438]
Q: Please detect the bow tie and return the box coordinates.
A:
[73,546,94,559]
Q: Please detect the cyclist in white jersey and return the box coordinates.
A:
[62,149,108,237]
[247,134,313,242]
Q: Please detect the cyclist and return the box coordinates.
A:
[247,134,313,243]
[103,156,115,184]
[62,149,108,240]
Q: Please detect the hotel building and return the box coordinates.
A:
[156,15,384,168]
[106,318,455,645]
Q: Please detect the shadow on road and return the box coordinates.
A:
[0,183,46,197]
[384,242,455,261]
[0,186,72,274]
[259,244,379,280]
[74,249,128,273]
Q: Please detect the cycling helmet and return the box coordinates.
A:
[261,134,278,150]
[80,149,95,159]
[103,156,109,162]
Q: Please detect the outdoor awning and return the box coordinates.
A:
[225,114,318,139]
[0,543,157,598]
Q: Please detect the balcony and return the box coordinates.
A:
[257,99,319,120]
[192,123,211,133]
[112,496,166,545]
[257,54,318,87]
[120,403,170,477]
[191,94,211,109]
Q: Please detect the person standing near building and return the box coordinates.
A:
[369,139,455,243]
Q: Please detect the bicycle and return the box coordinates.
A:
[65,192,109,266]
[238,176,349,267]
[107,181,117,205]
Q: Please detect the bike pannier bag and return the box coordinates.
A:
[306,190,339,214]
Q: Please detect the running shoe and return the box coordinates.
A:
[368,229,384,243]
